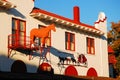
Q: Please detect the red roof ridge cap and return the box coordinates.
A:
[94,17,107,24]
[31,7,101,31]
[31,7,74,22]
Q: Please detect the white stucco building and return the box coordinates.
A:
[0,0,109,77]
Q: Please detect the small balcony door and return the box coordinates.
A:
[12,18,26,47]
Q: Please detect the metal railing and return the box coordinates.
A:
[8,34,31,49]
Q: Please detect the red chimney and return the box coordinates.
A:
[73,6,80,23]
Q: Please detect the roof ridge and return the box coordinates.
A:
[31,7,95,27]
[30,7,103,35]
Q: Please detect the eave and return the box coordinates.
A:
[0,0,16,9]
[30,8,104,36]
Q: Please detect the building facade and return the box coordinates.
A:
[0,0,109,77]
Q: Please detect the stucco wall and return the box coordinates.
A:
[0,0,108,77]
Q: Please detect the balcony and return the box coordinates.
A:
[8,34,38,58]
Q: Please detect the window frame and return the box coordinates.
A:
[36,25,51,47]
[65,32,75,51]
[12,18,26,46]
[86,37,95,54]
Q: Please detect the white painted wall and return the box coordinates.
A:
[0,0,42,72]
[0,0,109,77]
[95,12,108,77]
[51,24,108,76]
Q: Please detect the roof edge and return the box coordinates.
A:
[30,7,104,36]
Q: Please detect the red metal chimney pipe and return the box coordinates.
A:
[73,6,80,23]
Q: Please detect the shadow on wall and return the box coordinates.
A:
[31,46,75,59]
[50,46,74,58]
[101,35,107,40]
[0,55,36,73]
[0,46,76,73]
[8,8,26,18]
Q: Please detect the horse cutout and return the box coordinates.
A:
[30,24,56,47]
[58,56,76,65]
[58,54,87,66]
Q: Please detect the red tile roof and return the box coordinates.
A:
[31,7,100,31]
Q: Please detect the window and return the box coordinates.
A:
[65,32,75,51]
[86,37,95,54]
[45,32,51,46]
[19,20,26,45]
[34,25,51,47]
[12,18,26,46]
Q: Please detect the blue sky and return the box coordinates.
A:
[34,0,120,31]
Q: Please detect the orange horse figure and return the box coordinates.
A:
[30,24,56,47]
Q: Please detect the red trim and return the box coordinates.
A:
[68,33,70,50]
[87,37,90,54]
[94,17,107,24]
[65,65,78,76]
[12,18,26,47]
[73,34,75,51]
[8,18,30,58]
[87,67,98,77]
[87,37,95,54]
[65,32,75,51]
[31,7,100,31]
[92,38,95,54]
